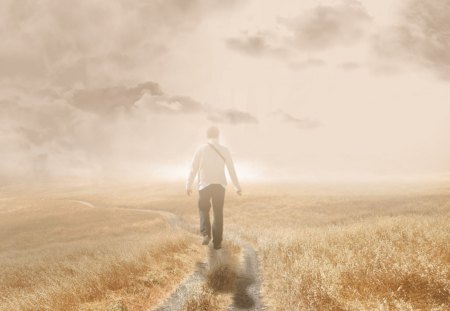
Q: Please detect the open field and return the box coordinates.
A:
[1,180,449,310]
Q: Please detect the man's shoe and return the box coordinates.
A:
[213,244,222,250]
[202,235,211,245]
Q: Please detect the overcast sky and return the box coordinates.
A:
[1,0,449,182]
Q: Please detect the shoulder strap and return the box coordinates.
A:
[207,143,226,162]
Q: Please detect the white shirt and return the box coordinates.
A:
[186,138,242,191]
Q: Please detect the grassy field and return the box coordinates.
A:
[224,183,450,310]
[0,180,449,310]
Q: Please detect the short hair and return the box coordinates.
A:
[206,126,220,139]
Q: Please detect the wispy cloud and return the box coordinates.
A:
[273,110,320,130]
[70,82,163,116]
[226,31,286,57]
[226,1,370,69]
[69,81,255,122]
[373,0,450,80]
[279,1,370,51]
[208,109,258,124]
[0,0,242,88]
[136,95,204,114]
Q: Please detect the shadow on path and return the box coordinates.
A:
[228,244,266,311]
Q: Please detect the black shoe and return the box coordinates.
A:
[202,236,211,245]
[213,244,222,250]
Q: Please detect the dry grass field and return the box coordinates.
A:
[1,180,449,310]
[225,183,450,310]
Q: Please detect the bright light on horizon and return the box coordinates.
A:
[148,161,264,182]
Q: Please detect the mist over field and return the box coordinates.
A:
[1,0,450,184]
[1,0,450,310]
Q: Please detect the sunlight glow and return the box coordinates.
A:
[149,161,264,183]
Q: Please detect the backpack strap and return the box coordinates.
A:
[207,143,226,162]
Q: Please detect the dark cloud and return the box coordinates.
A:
[69,82,206,117]
[226,33,268,56]
[373,0,450,80]
[0,0,242,88]
[208,109,258,124]
[0,80,258,180]
[70,81,258,123]
[70,82,162,115]
[225,32,286,57]
[273,110,320,130]
[138,95,204,114]
[226,32,326,71]
[16,127,53,147]
[280,2,370,51]
[226,1,370,67]
[68,81,257,127]
[0,93,114,179]
[0,95,91,176]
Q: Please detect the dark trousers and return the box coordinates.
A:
[198,184,225,246]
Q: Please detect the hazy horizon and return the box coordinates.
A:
[1,0,450,183]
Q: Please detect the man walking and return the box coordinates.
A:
[186,126,242,250]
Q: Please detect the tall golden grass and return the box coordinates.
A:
[260,215,449,310]
[224,182,450,310]
[0,184,204,311]
[1,181,449,310]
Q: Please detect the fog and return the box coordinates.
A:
[1,0,450,184]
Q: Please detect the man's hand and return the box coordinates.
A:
[187,189,192,196]
[236,189,242,196]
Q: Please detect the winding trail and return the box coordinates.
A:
[71,200,182,229]
[71,199,266,310]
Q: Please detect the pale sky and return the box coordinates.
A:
[1,0,449,182]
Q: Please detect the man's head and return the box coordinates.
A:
[206,126,220,139]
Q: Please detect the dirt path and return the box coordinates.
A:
[152,260,208,311]
[228,243,266,311]
[72,200,266,310]
[71,200,183,229]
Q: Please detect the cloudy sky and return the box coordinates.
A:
[1,0,449,182]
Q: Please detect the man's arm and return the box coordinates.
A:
[225,149,242,194]
[186,148,201,195]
